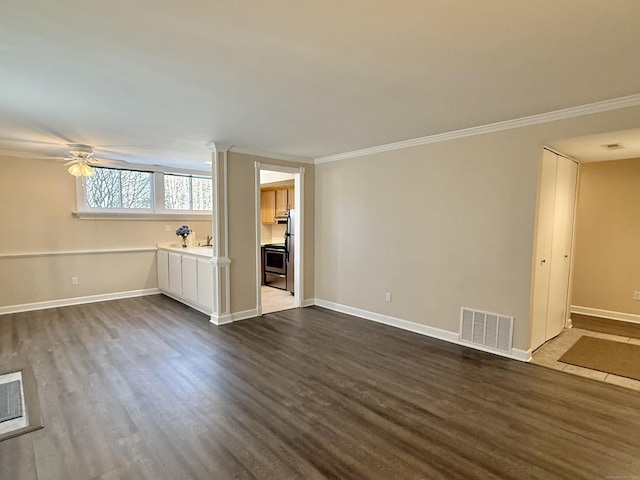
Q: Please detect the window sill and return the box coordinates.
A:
[72,211,212,221]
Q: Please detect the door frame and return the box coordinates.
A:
[529,147,580,351]
[254,162,305,315]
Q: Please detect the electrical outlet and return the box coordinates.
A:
[634,291,640,301]
[165,225,172,232]
[71,276,78,285]
[385,292,392,302]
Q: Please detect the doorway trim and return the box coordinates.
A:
[254,162,305,315]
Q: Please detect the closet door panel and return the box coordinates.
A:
[530,150,558,349]
[546,156,577,339]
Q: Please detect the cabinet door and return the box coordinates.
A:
[182,255,198,303]
[287,186,294,209]
[168,252,182,296]
[157,250,169,291]
[275,188,288,214]
[197,258,213,310]
[261,190,275,224]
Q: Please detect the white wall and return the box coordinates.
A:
[0,154,212,310]
[314,106,640,351]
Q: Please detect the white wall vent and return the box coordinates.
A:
[459,307,514,354]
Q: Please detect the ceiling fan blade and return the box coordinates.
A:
[89,157,128,167]
[63,159,78,166]
[0,137,66,147]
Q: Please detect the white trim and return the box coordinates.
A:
[231,308,260,322]
[72,211,212,221]
[314,94,640,164]
[0,247,157,259]
[230,146,314,164]
[314,299,531,362]
[302,298,317,307]
[255,163,305,314]
[571,305,640,324]
[210,313,233,325]
[0,288,161,315]
[254,162,263,315]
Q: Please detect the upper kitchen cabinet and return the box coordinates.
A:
[287,186,294,210]
[261,190,276,224]
[275,188,288,215]
[261,181,294,224]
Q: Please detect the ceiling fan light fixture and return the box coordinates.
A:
[68,162,95,177]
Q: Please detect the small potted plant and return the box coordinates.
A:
[176,225,192,248]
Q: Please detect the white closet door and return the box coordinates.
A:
[530,150,558,349]
[546,156,577,339]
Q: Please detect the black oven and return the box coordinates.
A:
[263,244,287,289]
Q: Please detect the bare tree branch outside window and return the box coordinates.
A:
[85,168,211,211]
[86,167,152,209]
[165,174,212,210]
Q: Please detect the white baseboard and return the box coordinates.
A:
[231,308,260,322]
[313,298,531,362]
[210,313,233,325]
[0,288,161,315]
[302,298,317,307]
[571,305,640,324]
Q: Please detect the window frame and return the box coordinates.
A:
[73,164,213,220]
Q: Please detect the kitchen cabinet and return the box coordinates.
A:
[261,182,294,223]
[287,186,294,209]
[181,255,198,303]
[197,258,213,310]
[157,247,213,315]
[261,190,276,224]
[168,252,182,296]
[157,250,169,291]
[275,188,288,214]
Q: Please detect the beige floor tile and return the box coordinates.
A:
[604,374,640,391]
[561,364,608,381]
[591,332,630,342]
[532,326,639,390]
[261,286,296,314]
[530,356,566,371]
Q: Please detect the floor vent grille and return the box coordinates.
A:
[460,307,513,354]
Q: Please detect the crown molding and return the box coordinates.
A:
[314,93,640,164]
[229,146,314,164]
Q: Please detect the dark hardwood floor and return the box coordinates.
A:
[1,295,639,480]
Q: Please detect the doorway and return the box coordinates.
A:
[254,163,304,315]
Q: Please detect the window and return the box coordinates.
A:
[164,174,213,211]
[77,166,212,218]
[86,167,152,209]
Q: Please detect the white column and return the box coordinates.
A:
[206,141,232,325]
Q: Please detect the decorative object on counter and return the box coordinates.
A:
[176,225,192,248]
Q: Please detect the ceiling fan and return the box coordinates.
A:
[0,137,130,177]
[63,144,103,177]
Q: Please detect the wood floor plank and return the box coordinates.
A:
[0,295,639,479]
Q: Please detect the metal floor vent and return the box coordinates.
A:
[460,307,513,354]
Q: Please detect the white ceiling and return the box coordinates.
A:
[549,128,640,163]
[1,0,639,170]
[260,171,295,185]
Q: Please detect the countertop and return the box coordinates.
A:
[157,245,213,258]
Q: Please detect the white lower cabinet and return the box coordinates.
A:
[157,250,169,291]
[181,255,198,303]
[197,258,214,310]
[168,252,183,296]
[157,248,213,315]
